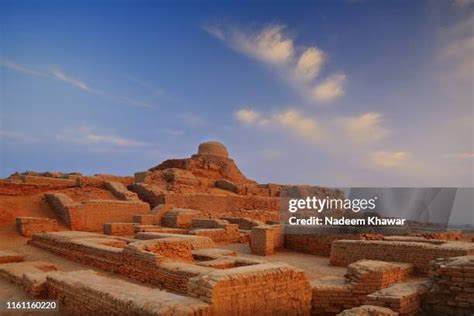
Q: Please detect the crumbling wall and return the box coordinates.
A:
[159,193,280,214]
[188,263,311,315]
[423,255,474,315]
[285,233,383,256]
[330,240,474,273]
[104,181,139,201]
[19,175,77,187]
[45,193,150,231]
[311,260,414,315]
[222,217,264,230]
[16,217,59,237]
[161,208,203,228]
[46,270,210,315]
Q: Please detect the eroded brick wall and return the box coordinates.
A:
[16,217,59,237]
[330,240,474,273]
[188,263,311,315]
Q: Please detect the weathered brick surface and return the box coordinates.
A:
[423,255,474,315]
[221,216,264,230]
[133,214,156,225]
[46,192,150,231]
[250,225,283,256]
[0,250,24,263]
[16,217,59,237]
[365,278,431,316]
[19,175,77,187]
[0,260,58,298]
[103,223,135,236]
[46,270,210,315]
[162,208,202,228]
[104,181,139,201]
[311,260,414,315]
[330,240,474,273]
[188,263,312,315]
[285,233,382,256]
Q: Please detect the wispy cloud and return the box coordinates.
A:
[56,125,146,149]
[1,59,153,108]
[0,130,37,143]
[204,23,347,104]
[336,112,389,144]
[369,151,411,169]
[235,107,323,143]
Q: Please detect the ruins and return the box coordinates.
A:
[0,141,473,315]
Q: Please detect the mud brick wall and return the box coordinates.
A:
[221,217,264,230]
[125,238,194,262]
[133,214,156,225]
[104,181,139,201]
[365,279,431,315]
[20,175,77,187]
[191,225,240,243]
[103,223,135,236]
[159,193,280,213]
[162,208,202,228]
[250,225,283,256]
[128,183,164,207]
[135,232,216,250]
[45,193,78,225]
[311,260,414,315]
[46,270,210,316]
[330,240,474,273]
[16,217,59,237]
[423,255,474,315]
[285,233,382,256]
[188,263,311,315]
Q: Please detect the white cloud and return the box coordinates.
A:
[1,60,153,108]
[295,47,325,81]
[234,107,323,143]
[370,151,411,168]
[56,126,146,148]
[204,23,346,104]
[338,112,389,143]
[232,25,294,64]
[312,74,347,102]
[235,108,261,123]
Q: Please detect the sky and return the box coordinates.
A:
[0,0,473,187]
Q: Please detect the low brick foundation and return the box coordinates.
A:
[337,305,397,316]
[46,270,210,315]
[330,240,474,273]
[16,217,59,237]
[162,208,202,228]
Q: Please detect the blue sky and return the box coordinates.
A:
[0,0,473,186]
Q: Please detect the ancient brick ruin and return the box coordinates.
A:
[0,141,473,315]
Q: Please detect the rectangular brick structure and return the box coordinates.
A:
[16,217,59,237]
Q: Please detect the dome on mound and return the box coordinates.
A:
[197,141,229,158]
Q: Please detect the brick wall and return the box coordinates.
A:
[20,175,77,187]
[250,225,283,256]
[103,223,135,236]
[423,255,474,314]
[104,181,139,201]
[16,217,59,237]
[188,263,311,315]
[330,240,474,273]
[46,193,150,231]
